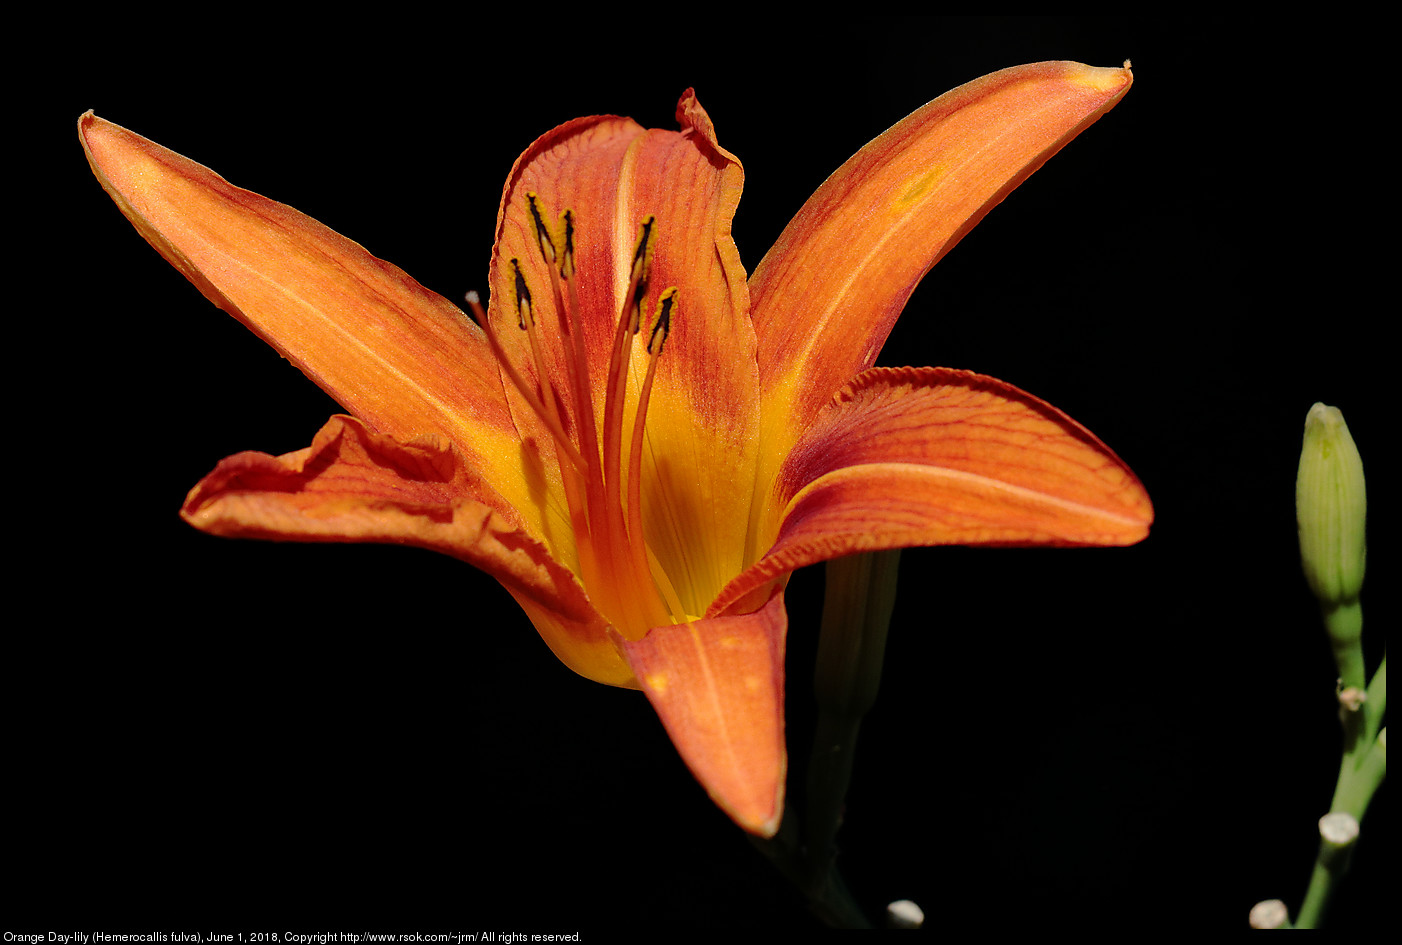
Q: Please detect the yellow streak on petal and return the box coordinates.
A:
[786,461,1153,537]
[895,165,946,206]
[748,62,1134,543]
[80,113,545,542]
[123,156,508,461]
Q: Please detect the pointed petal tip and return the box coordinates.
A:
[741,802,784,839]
[613,591,789,837]
[750,60,1137,449]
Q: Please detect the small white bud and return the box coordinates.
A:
[1318,811,1359,847]
[885,899,924,929]
[1249,899,1289,929]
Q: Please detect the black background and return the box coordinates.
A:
[19,16,1387,933]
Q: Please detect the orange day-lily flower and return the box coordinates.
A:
[80,61,1151,838]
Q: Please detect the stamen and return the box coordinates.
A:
[470,285,597,593]
[622,217,656,332]
[558,209,576,280]
[510,258,533,330]
[526,194,577,383]
[463,289,484,322]
[526,191,557,266]
[485,196,685,636]
[521,195,624,624]
[648,287,675,354]
[558,256,599,478]
[511,259,574,470]
[631,217,656,282]
[560,209,581,321]
[625,287,677,618]
[522,198,592,465]
[464,289,584,473]
[600,215,658,513]
[532,199,601,559]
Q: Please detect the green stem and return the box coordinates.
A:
[749,816,873,929]
[1322,600,1365,691]
[808,549,900,878]
[1333,726,1387,818]
[1361,652,1386,750]
[1296,649,1387,929]
[1329,650,1387,819]
[755,550,901,929]
[1294,814,1358,930]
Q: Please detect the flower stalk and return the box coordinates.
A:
[808,550,902,880]
[753,550,902,928]
[1288,404,1386,929]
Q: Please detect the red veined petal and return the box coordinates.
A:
[749,62,1133,491]
[489,92,760,617]
[182,415,623,683]
[78,113,546,535]
[712,367,1151,615]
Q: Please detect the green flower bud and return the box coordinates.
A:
[1296,403,1366,607]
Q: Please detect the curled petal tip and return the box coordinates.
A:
[1067,59,1134,94]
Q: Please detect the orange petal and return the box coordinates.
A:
[78,113,545,533]
[749,62,1132,477]
[614,587,787,837]
[637,92,759,615]
[182,415,626,685]
[712,367,1151,615]
[487,112,644,455]
[490,92,759,615]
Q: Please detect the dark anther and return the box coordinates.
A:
[649,290,675,354]
[510,258,533,329]
[559,210,576,279]
[527,193,556,265]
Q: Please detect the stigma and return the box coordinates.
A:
[467,193,681,639]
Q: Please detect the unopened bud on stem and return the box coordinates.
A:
[1296,403,1366,608]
